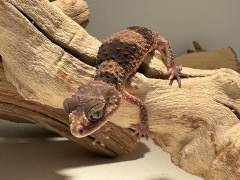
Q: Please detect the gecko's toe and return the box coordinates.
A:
[177,76,181,88]
[130,123,150,140]
[168,65,182,88]
[92,135,108,147]
[91,126,112,146]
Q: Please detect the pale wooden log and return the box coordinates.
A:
[0,60,136,156]
[110,68,240,179]
[0,0,240,180]
[0,0,137,156]
[51,0,90,27]
[0,0,100,107]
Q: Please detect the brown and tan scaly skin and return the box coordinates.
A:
[63,26,182,145]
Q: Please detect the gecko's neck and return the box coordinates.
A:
[94,71,120,87]
[94,59,125,87]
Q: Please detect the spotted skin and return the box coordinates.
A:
[63,26,182,144]
[96,26,181,86]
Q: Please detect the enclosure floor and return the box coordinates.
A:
[0,119,201,180]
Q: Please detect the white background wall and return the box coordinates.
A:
[86,0,240,57]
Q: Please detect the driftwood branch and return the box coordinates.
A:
[0,0,240,179]
[0,0,137,157]
[51,0,90,27]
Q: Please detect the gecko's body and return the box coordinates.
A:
[96,26,175,85]
[63,26,181,141]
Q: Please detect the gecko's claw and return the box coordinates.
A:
[130,123,150,140]
[92,134,109,147]
[168,65,182,88]
[92,126,111,147]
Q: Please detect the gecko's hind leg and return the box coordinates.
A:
[119,88,150,139]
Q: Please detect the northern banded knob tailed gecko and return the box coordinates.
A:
[63,26,182,144]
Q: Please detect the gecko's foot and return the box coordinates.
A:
[130,123,150,140]
[168,65,182,88]
[92,126,111,147]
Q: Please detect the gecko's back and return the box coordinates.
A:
[95,26,157,85]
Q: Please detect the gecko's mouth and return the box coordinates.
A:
[69,112,107,138]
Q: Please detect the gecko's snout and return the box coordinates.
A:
[70,123,85,138]
[69,112,88,138]
[68,110,105,138]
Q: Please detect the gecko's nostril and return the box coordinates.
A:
[79,128,84,134]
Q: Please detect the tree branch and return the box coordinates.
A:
[51,0,90,27]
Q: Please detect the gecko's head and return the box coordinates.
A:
[63,81,121,138]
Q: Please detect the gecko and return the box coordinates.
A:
[63,26,182,143]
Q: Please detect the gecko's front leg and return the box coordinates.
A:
[157,36,182,87]
[120,88,150,139]
[92,126,111,146]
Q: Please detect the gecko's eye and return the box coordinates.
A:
[89,110,104,122]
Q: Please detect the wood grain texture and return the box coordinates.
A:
[0,0,240,179]
[0,0,136,157]
[51,0,90,27]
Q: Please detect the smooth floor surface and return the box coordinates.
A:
[0,120,202,180]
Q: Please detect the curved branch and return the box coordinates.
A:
[51,0,90,27]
